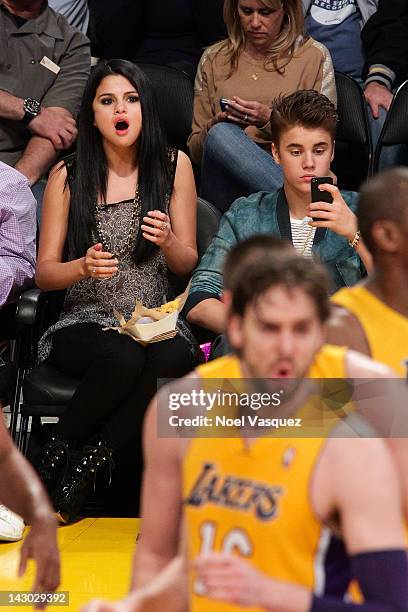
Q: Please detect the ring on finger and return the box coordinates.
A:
[244,113,248,121]
[161,222,168,231]
[92,267,96,274]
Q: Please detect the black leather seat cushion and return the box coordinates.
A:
[0,362,16,401]
[23,362,79,407]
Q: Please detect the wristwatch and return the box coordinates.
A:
[22,98,41,125]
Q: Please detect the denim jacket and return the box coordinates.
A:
[185,189,364,315]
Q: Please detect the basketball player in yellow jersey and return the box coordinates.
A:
[327,167,408,377]
[82,241,408,612]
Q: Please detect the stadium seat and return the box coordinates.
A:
[370,79,408,175]
[332,71,372,191]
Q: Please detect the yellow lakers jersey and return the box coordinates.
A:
[331,285,408,376]
[184,346,348,612]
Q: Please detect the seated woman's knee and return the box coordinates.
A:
[205,122,242,158]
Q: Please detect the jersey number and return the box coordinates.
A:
[195,522,253,595]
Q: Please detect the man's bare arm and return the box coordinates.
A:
[14,106,78,185]
[0,415,60,596]
[130,395,184,589]
[0,91,25,120]
[14,136,58,186]
[326,306,371,356]
[81,557,188,612]
[0,414,54,528]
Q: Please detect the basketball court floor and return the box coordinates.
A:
[0,518,141,610]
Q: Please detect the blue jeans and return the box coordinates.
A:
[199,123,283,213]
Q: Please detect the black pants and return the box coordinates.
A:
[49,323,197,452]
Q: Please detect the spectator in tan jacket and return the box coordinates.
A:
[188,0,335,213]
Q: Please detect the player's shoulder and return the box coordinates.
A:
[345,349,397,378]
[321,431,395,493]
[326,305,370,354]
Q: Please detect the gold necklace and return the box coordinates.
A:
[251,72,259,81]
[94,186,140,258]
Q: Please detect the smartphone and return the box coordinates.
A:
[220,98,230,113]
[311,176,333,203]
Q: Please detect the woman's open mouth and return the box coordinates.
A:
[114,118,130,134]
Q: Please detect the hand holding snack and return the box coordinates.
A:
[141,210,172,247]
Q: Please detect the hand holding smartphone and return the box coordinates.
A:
[310,176,333,221]
[220,98,230,113]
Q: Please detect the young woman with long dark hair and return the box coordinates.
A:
[34,59,198,523]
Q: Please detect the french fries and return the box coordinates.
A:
[156,298,180,314]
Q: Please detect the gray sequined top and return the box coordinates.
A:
[38,151,197,361]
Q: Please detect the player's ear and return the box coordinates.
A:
[227,313,244,352]
[372,220,400,253]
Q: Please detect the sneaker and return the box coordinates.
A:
[0,505,24,541]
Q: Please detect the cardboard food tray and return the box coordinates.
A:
[105,283,190,345]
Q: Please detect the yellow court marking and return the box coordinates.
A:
[0,518,141,611]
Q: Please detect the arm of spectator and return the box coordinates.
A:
[35,163,116,290]
[141,152,198,277]
[0,177,36,306]
[187,51,227,166]
[14,135,60,187]
[0,90,25,121]
[362,0,408,91]
[312,42,337,107]
[0,416,60,601]
[15,105,78,186]
[15,27,90,184]
[40,29,90,118]
[186,298,227,334]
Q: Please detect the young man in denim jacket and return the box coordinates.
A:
[185,90,372,336]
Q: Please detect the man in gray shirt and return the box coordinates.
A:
[0,0,90,197]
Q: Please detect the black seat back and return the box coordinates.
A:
[333,71,372,191]
[196,197,221,259]
[371,80,408,173]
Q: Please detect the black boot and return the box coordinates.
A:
[54,439,114,524]
[34,436,71,496]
